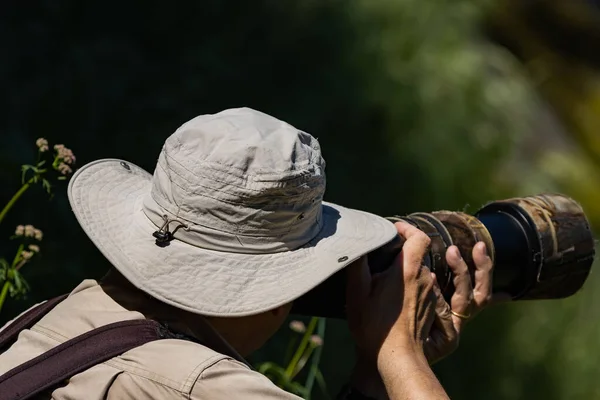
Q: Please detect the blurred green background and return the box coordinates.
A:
[1,0,600,398]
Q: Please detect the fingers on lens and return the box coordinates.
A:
[472,241,493,306]
[446,246,469,280]
[472,242,492,271]
[398,224,430,264]
[446,246,473,307]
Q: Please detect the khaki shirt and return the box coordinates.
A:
[0,280,302,399]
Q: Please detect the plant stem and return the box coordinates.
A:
[304,318,327,396]
[11,244,24,269]
[0,281,10,314]
[291,346,316,380]
[15,260,28,271]
[0,180,33,225]
[285,317,318,378]
[284,335,299,366]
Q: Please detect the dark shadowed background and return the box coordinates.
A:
[2,0,600,398]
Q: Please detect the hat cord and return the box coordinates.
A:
[152,215,189,247]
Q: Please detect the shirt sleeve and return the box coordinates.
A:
[191,358,303,400]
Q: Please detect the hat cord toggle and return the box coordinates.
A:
[152,215,189,247]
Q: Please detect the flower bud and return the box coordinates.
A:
[289,320,306,333]
[36,138,49,152]
[33,229,43,241]
[24,225,35,237]
[309,335,323,347]
[15,225,25,236]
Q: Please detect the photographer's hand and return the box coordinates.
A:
[344,221,449,400]
[424,242,498,364]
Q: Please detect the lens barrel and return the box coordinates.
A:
[291,194,595,319]
[476,194,595,300]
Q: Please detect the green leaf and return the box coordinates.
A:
[9,270,29,299]
[21,165,32,183]
[315,369,330,399]
[0,259,8,282]
[285,381,308,398]
[257,362,288,382]
[37,160,46,167]
[22,274,30,292]
[258,362,280,375]
[42,179,52,194]
[13,271,22,291]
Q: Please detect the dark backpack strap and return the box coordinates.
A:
[0,294,68,352]
[0,318,167,400]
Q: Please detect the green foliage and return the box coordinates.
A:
[347,0,534,210]
[0,140,75,312]
[257,318,329,400]
[0,1,598,399]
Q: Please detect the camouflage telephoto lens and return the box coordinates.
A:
[290,193,595,319]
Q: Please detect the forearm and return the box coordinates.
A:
[344,349,448,400]
[378,348,449,400]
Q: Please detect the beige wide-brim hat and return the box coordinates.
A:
[68,108,397,317]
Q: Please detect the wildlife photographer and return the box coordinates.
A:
[0,108,497,399]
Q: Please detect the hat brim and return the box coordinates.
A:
[68,159,397,317]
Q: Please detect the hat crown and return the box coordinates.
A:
[143,108,326,253]
[172,107,324,176]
